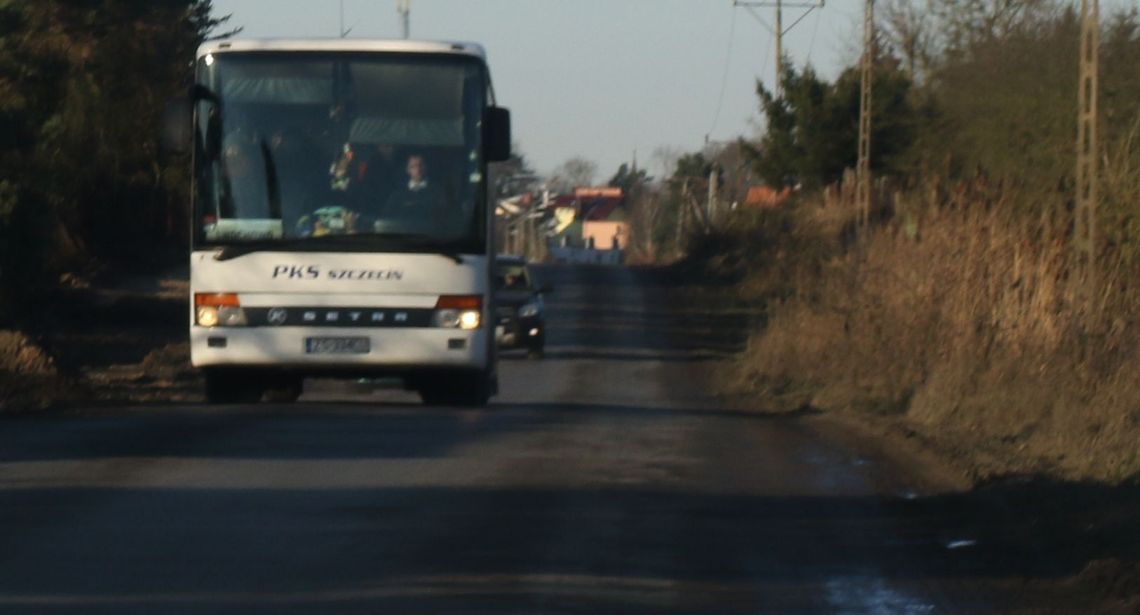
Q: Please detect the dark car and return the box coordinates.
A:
[494,255,550,358]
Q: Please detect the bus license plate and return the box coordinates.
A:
[305,337,370,354]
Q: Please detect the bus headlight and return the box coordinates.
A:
[458,310,481,330]
[196,305,247,327]
[433,295,483,330]
[431,309,481,330]
[196,306,220,327]
[195,293,247,327]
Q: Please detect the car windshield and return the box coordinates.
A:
[495,263,530,290]
[192,51,487,249]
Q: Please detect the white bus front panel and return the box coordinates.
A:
[189,251,490,371]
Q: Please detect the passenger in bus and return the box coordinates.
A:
[382,154,445,224]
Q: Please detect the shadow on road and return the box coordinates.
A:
[0,478,1136,612]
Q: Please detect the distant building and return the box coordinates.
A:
[744,185,793,209]
[582,220,627,251]
[576,187,624,222]
[547,186,629,264]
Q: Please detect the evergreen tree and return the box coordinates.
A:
[0,1,231,317]
[745,59,916,189]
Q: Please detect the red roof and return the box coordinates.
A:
[579,196,623,221]
[745,185,792,208]
[550,194,624,221]
[552,194,578,208]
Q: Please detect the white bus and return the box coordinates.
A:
[163,39,512,406]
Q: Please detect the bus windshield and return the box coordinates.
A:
[193,52,487,251]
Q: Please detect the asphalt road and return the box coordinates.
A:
[0,265,1079,613]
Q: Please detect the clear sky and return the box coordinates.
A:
[209,0,864,180]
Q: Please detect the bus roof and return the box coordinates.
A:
[197,39,488,61]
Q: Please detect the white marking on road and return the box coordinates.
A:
[946,539,978,550]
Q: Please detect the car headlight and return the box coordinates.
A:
[518,302,540,318]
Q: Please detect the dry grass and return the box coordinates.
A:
[735,177,1140,483]
[0,329,68,412]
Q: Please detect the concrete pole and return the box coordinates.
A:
[856,0,874,231]
[775,0,783,97]
[1075,0,1100,287]
[708,166,718,225]
[397,0,411,39]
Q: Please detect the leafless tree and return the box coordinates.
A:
[549,157,598,192]
[930,0,1059,52]
[880,0,935,82]
[627,189,663,262]
[651,146,683,181]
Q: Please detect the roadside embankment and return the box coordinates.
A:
[677,178,1140,611]
[686,178,1140,486]
[0,271,197,413]
[0,329,70,412]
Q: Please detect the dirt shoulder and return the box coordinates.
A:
[821,409,1140,613]
[0,269,201,414]
[658,259,1140,613]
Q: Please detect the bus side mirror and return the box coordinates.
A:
[161,97,194,155]
[485,106,511,162]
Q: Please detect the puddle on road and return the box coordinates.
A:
[825,576,936,614]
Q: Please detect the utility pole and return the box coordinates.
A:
[856,0,874,231]
[1075,0,1099,287]
[677,179,689,252]
[708,166,719,225]
[397,0,411,39]
[775,2,783,94]
[733,1,824,97]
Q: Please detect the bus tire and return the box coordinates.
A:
[204,370,264,404]
[263,376,303,403]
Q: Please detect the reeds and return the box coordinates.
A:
[737,171,1140,482]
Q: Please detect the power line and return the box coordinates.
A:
[741,5,775,34]
[733,1,825,97]
[708,8,739,137]
[805,3,822,65]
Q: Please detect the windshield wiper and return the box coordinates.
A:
[371,233,466,264]
[212,234,467,263]
[213,238,310,261]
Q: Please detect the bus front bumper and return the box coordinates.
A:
[190,327,490,372]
